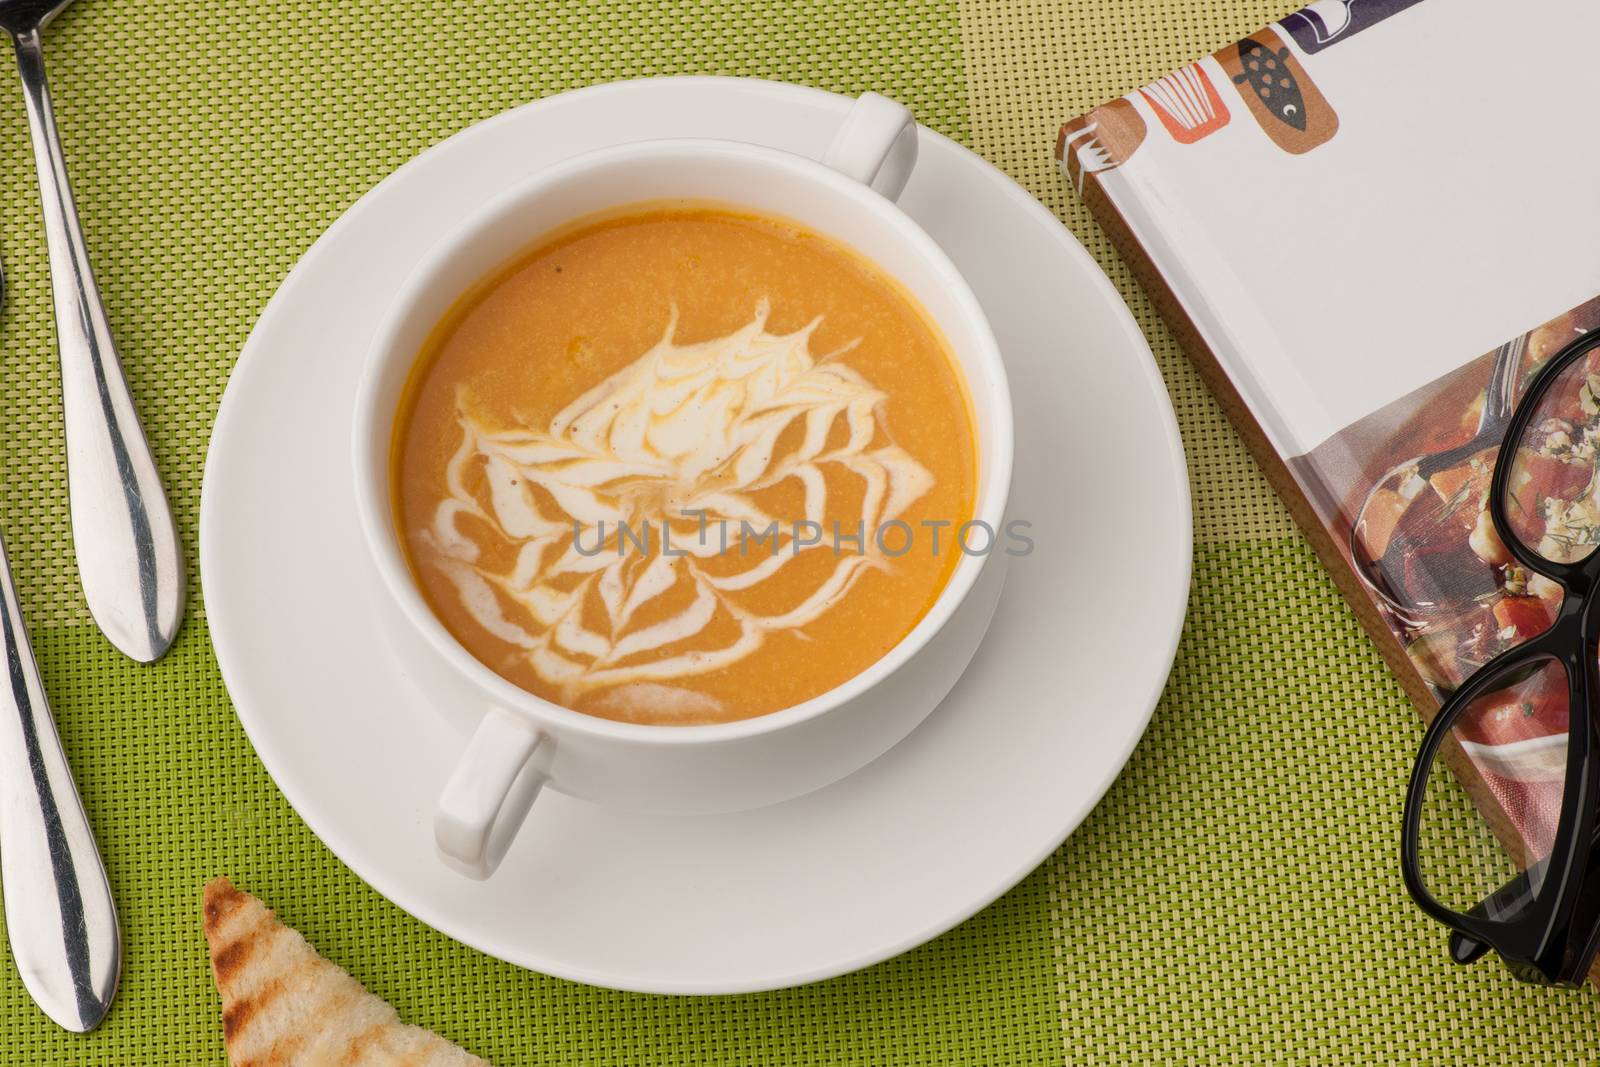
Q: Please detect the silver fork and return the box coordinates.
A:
[0,0,182,662]
[0,249,119,1031]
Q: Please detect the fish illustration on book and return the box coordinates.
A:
[1232,38,1307,131]
[1217,28,1338,153]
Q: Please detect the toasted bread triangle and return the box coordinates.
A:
[203,878,489,1067]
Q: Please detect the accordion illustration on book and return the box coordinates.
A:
[1059,0,1600,949]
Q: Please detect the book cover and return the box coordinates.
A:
[1059,0,1600,958]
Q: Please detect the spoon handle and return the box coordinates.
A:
[0,532,119,1031]
[12,28,183,662]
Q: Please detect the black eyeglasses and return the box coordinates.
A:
[1402,329,1600,987]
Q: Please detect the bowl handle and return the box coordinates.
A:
[821,92,919,202]
[434,706,546,879]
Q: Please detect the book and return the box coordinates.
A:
[1059,0,1600,966]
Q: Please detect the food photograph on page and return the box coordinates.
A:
[1309,302,1600,695]
[1301,298,1600,986]
[7,0,1600,1065]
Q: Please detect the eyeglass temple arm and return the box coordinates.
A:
[1445,856,1548,966]
[1448,928,1494,965]
[1446,835,1600,969]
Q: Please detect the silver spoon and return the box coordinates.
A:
[0,244,120,1030]
[0,0,182,662]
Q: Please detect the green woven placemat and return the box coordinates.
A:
[0,1,1596,1063]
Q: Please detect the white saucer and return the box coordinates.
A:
[200,77,1191,994]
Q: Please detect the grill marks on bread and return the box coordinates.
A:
[202,878,489,1067]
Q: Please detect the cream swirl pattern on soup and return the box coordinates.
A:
[395,205,976,724]
[421,300,934,717]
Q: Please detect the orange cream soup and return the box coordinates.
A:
[394,205,976,724]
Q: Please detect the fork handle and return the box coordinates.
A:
[0,531,119,1031]
[12,28,183,662]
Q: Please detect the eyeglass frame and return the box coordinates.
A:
[1400,329,1600,987]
